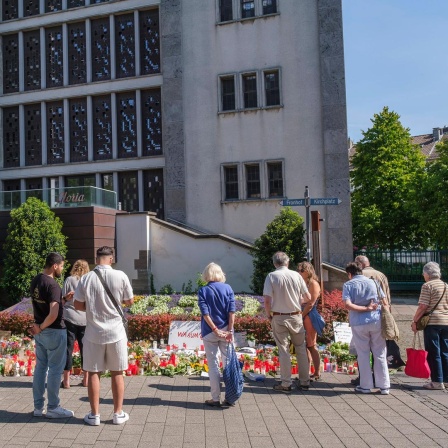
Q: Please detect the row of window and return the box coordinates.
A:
[222,160,284,201]
[2,0,113,21]
[219,0,278,23]
[219,68,281,112]
[2,9,160,93]
[2,88,162,168]
[2,169,164,217]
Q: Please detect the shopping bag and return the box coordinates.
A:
[223,343,244,405]
[404,333,430,379]
[386,340,405,369]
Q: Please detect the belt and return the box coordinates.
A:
[272,311,301,316]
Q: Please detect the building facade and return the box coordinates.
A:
[0,0,352,270]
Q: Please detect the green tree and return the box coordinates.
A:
[419,139,448,248]
[250,207,306,294]
[351,107,427,250]
[1,197,68,303]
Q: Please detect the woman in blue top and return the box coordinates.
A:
[198,262,235,407]
[342,261,390,395]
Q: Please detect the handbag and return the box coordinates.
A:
[404,333,430,379]
[416,283,447,331]
[308,306,326,336]
[222,343,244,405]
[94,269,129,338]
[386,340,405,369]
[373,279,399,341]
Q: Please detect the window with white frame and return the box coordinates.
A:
[245,163,261,198]
[262,0,277,15]
[264,69,280,106]
[242,73,257,109]
[219,0,233,22]
[241,0,255,19]
[267,161,283,197]
[223,165,239,200]
[220,75,236,111]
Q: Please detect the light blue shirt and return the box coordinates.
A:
[342,275,383,326]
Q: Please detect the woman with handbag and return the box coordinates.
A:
[297,262,325,381]
[198,262,235,407]
[411,261,448,390]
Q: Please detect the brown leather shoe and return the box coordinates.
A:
[205,399,221,407]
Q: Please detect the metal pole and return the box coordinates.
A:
[305,186,311,262]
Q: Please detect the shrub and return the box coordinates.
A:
[0,312,34,335]
[159,284,175,294]
[1,197,68,304]
[250,208,306,294]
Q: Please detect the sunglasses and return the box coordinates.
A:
[299,268,306,273]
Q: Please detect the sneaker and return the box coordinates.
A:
[33,408,45,417]
[84,413,100,426]
[46,406,74,419]
[380,389,390,395]
[354,386,371,394]
[273,384,292,393]
[423,382,445,390]
[113,411,129,425]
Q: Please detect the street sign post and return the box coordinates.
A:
[279,188,342,262]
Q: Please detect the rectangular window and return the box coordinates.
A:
[224,166,239,200]
[264,70,280,106]
[3,106,20,168]
[143,169,164,218]
[221,76,236,111]
[26,178,43,201]
[267,162,283,197]
[262,0,277,15]
[219,0,233,22]
[115,14,136,79]
[119,171,138,212]
[241,0,255,19]
[243,73,257,109]
[245,164,261,199]
[102,173,114,191]
[66,175,95,187]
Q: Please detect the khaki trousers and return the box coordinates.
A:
[271,314,310,387]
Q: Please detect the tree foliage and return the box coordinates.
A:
[1,198,68,303]
[418,139,448,248]
[351,107,427,250]
[250,208,306,294]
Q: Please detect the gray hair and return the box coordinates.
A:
[354,255,369,268]
[423,261,441,279]
[272,251,289,267]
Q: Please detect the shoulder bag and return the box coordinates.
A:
[416,283,447,331]
[374,278,399,341]
[404,332,430,379]
[222,343,244,405]
[94,269,129,338]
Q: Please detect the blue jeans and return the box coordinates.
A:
[33,328,67,410]
[423,325,448,383]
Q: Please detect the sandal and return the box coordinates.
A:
[310,374,322,382]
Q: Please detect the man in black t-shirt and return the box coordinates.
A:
[30,253,74,419]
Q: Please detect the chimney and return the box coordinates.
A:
[433,127,442,142]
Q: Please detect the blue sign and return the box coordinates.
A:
[310,198,342,206]
[279,199,306,206]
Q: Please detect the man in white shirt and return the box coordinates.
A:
[74,246,133,426]
[263,251,311,392]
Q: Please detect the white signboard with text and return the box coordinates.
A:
[332,322,352,344]
[168,321,202,349]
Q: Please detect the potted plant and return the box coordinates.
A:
[246,334,256,348]
[72,352,82,375]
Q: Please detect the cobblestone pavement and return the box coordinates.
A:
[2,302,448,448]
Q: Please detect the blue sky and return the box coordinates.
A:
[342,0,448,142]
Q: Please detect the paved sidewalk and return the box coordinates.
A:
[1,369,448,448]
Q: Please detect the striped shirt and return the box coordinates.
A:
[418,279,448,326]
[74,265,133,344]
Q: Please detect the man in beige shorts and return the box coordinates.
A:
[263,251,311,392]
[74,246,133,426]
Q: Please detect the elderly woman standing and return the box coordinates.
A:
[61,259,90,388]
[297,261,322,380]
[342,261,390,395]
[198,262,235,407]
[411,262,448,390]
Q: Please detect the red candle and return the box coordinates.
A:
[200,345,204,351]
[183,343,187,349]
[27,366,33,376]
[126,368,133,376]
[166,345,171,352]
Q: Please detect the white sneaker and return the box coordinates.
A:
[46,406,74,419]
[33,408,45,417]
[113,411,129,425]
[380,389,390,395]
[84,413,100,426]
[423,382,445,390]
